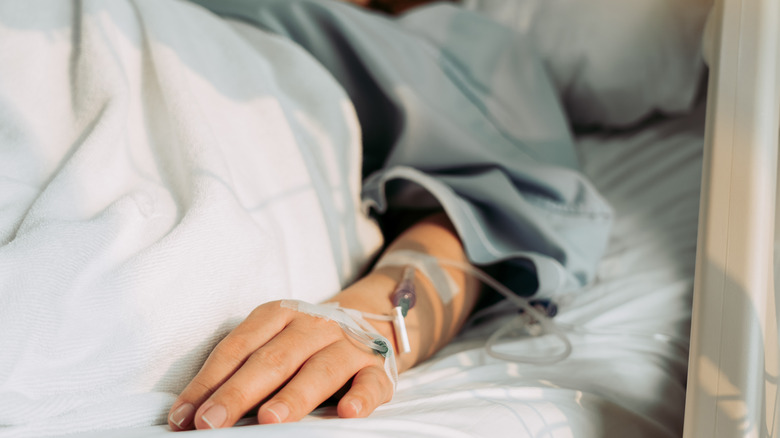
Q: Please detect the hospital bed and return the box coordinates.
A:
[69,100,705,438]
[0,0,778,437]
[684,0,780,437]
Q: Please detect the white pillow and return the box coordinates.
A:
[461,0,712,128]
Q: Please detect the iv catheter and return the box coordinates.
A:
[389,267,416,354]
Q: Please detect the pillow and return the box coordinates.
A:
[461,0,712,128]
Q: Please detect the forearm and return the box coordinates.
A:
[327,212,481,372]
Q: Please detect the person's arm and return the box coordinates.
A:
[328,212,481,372]
[167,212,481,430]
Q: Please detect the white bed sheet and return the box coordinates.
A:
[71,105,705,438]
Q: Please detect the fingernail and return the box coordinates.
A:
[201,404,228,429]
[169,403,195,429]
[349,399,362,416]
[266,401,289,423]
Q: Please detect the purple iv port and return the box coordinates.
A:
[391,283,417,309]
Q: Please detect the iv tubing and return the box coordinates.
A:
[434,257,573,365]
[379,250,573,365]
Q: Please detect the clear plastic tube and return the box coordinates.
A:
[378,250,574,364]
[432,256,574,365]
[337,250,687,368]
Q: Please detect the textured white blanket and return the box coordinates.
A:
[0,1,382,436]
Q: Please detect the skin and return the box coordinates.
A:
[167,213,482,430]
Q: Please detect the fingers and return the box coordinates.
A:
[256,340,389,424]
[336,365,394,419]
[168,301,396,432]
[190,317,343,430]
[168,302,291,430]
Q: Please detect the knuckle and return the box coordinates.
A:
[355,343,387,369]
[187,379,217,400]
[213,335,251,362]
[379,376,394,402]
[370,349,388,367]
[367,367,393,403]
[308,355,343,383]
[218,384,253,407]
[250,347,291,376]
[303,314,338,332]
[252,300,281,316]
[277,393,308,416]
[289,317,342,345]
[246,301,288,327]
[347,366,392,411]
[246,305,266,321]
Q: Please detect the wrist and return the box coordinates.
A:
[326,267,417,372]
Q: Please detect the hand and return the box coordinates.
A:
[167,300,394,430]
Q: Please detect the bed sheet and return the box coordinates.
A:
[71,105,705,438]
[0,2,689,437]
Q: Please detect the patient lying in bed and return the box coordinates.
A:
[0,0,613,435]
[166,0,613,430]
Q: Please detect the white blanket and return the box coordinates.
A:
[0,1,383,436]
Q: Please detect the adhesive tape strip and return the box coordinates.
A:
[280,299,398,390]
[375,250,458,304]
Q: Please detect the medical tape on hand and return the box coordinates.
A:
[279,299,399,391]
[374,250,458,304]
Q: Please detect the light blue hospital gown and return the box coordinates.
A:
[191,0,614,298]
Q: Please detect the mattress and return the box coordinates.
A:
[70,104,706,438]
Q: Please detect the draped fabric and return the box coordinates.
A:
[192,0,613,296]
